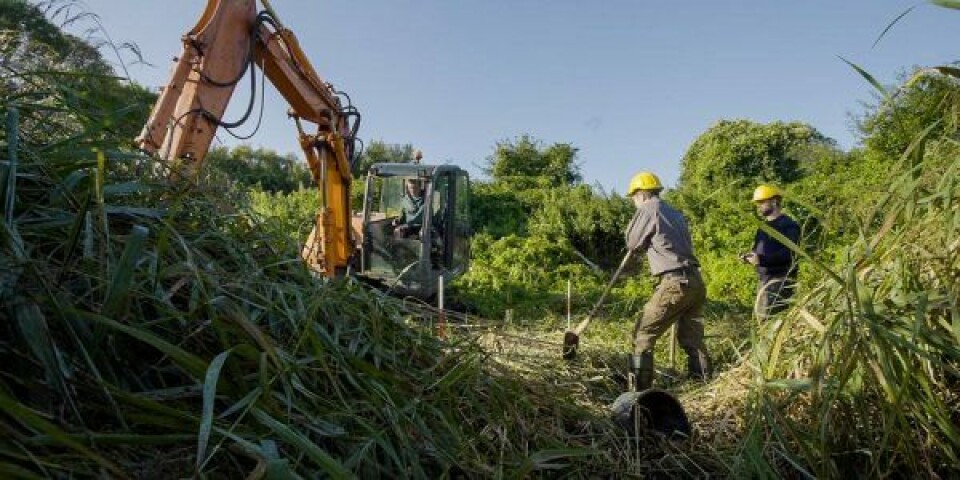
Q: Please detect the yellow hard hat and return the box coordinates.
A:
[627,172,663,195]
[752,184,782,202]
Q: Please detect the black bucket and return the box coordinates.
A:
[610,388,691,439]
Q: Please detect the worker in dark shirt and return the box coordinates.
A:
[741,185,801,320]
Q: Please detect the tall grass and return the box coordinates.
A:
[0,43,709,478]
[737,72,960,477]
[6,3,959,477]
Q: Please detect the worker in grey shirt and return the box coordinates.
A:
[624,171,711,390]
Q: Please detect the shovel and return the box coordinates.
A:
[562,249,634,360]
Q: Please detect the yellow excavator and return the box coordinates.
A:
[137,0,469,298]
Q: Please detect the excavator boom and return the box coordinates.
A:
[137,0,358,277]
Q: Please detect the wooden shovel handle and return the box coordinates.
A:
[573,249,634,335]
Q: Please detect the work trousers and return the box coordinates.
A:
[755,275,795,321]
[633,270,707,356]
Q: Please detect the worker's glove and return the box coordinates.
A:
[740,252,760,266]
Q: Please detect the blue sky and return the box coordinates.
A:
[66,1,959,193]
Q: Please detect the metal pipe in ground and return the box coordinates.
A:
[669,323,677,369]
[437,274,446,338]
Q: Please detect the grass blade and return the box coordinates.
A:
[931,0,960,9]
[14,301,69,396]
[3,107,18,227]
[0,390,129,479]
[251,408,354,479]
[872,6,915,49]
[75,310,207,378]
[102,224,149,317]
[839,56,889,99]
[197,348,234,472]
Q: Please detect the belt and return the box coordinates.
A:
[658,266,699,279]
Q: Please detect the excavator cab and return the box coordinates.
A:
[356,163,470,298]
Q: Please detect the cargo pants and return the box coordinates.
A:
[633,270,708,358]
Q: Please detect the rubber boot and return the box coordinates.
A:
[626,354,639,392]
[686,349,712,382]
[630,351,654,391]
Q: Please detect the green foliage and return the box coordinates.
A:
[485,134,582,188]
[471,136,612,240]
[351,139,414,177]
[457,233,583,316]
[0,0,155,151]
[455,231,656,319]
[205,145,311,193]
[0,25,641,479]
[246,187,318,245]
[740,139,960,478]
[7,2,960,477]
[469,180,530,238]
[470,136,578,239]
[462,136,639,319]
[529,184,634,269]
[1,0,111,75]
[728,29,960,478]
[856,69,960,163]
[672,120,846,305]
[679,119,832,194]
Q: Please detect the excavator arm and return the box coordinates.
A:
[136,0,358,277]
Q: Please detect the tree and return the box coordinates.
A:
[678,120,832,198]
[528,184,634,269]
[469,181,530,238]
[856,69,960,164]
[0,0,112,76]
[205,145,312,193]
[484,135,582,188]
[351,140,414,177]
[471,135,583,239]
[0,0,155,151]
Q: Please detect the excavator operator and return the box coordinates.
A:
[392,179,425,238]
